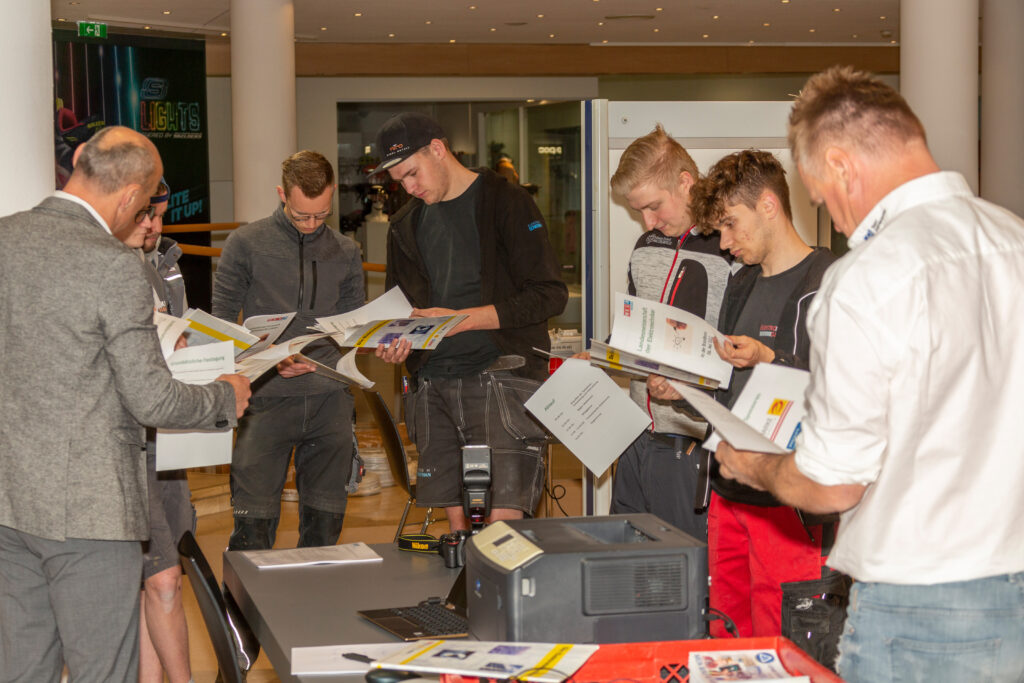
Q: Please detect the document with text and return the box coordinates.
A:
[156,341,235,471]
[236,312,296,359]
[182,308,259,357]
[668,364,810,455]
[332,314,467,350]
[525,359,650,477]
[314,287,413,334]
[608,292,733,389]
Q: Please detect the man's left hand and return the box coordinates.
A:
[715,442,769,490]
[713,335,775,368]
[277,354,317,378]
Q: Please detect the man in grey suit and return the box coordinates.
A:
[0,126,251,683]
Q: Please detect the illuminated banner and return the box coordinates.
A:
[52,30,213,308]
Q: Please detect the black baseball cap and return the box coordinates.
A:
[369,112,446,175]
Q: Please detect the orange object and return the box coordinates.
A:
[441,636,843,683]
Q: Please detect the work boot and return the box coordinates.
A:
[227,515,278,550]
[297,505,345,547]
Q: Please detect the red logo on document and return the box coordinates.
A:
[623,300,634,316]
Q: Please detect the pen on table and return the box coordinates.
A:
[343,652,374,663]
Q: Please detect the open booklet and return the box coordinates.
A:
[668,363,809,454]
[181,308,296,359]
[605,293,733,389]
[234,333,374,388]
[373,640,600,683]
[688,649,810,682]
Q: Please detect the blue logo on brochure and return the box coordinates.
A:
[786,422,803,450]
[527,220,542,232]
[755,652,776,664]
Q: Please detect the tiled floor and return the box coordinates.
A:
[184,432,583,682]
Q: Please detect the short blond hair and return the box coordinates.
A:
[611,124,699,197]
[789,66,926,173]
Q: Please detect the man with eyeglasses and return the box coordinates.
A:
[213,150,364,551]
[0,127,251,681]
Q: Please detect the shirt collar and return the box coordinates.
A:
[847,171,972,250]
[54,190,112,236]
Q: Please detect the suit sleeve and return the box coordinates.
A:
[491,189,569,329]
[211,230,250,322]
[103,255,238,430]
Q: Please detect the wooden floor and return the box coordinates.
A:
[183,423,583,682]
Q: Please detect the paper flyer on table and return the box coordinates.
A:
[156,341,235,470]
[525,359,650,477]
[608,292,733,389]
[291,642,409,676]
[236,312,296,359]
[243,542,382,569]
[314,287,413,334]
[374,640,600,683]
[688,649,809,682]
[332,315,467,350]
[668,364,810,455]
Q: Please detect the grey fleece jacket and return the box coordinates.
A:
[212,206,365,396]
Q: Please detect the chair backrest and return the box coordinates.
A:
[360,388,414,495]
[177,531,246,683]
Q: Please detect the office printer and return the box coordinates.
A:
[465,514,707,644]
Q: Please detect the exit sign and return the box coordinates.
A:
[77,21,108,38]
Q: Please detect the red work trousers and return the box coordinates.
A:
[708,492,827,638]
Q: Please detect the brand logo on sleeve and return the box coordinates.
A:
[527,220,542,232]
[759,324,778,338]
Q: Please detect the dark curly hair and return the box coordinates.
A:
[690,149,792,234]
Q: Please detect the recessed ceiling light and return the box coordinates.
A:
[449,39,456,43]
[320,26,327,31]
[162,10,171,15]
[890,39,897,44]
[220,32,227,36]
[69,1,80,5]
[489,27,496,31]
[656,7,663,10]
[143,25,151,30]
[549,33,555,38]
[852,33,858,38]
[57,17,66,21]
[713,15,719,20]
[537,14,544,18]
[781,0,789,3]
[809,28,816,33]
[354,12,362,17]
[653,28,659,32]
[880,15,887,20]
[598,21,604,26]
[469,4,477,9]
[388,33,395,38]
[602,39,608,43]
[834,7,840,12]
[748,40,755,44]
[425,20,432,24]
[763,22,771,27]
[702,33,709,38]
[527,99,536,103]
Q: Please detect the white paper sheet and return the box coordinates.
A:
[315,287,413,334]
[153,311,191,360]
[242,542,382,569]
[292,643,410,676]
[525,359,650,477]
[236,312,297,359]
[156,341,235,470]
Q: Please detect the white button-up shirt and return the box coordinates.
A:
[796,171,1024,584]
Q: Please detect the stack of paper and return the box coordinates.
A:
[242,542,382,569]
[374,640,600,682]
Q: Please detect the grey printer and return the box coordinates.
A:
[464,514,707,643]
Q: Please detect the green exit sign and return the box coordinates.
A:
[77,21,108,39]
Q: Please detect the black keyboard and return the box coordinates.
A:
[389,604,468,636]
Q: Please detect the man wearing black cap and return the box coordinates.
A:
[372,112,568,531]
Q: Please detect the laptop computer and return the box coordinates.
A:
[357,567,468,640]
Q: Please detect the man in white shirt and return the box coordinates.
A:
[715,66,1024,682]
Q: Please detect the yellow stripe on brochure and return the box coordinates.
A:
[354,319,391,346]
[399,639,444,665]
[604,348,623,370]
[529,643,573,677]
[188,321,250,350]
[423,316,458,347]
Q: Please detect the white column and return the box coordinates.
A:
[980,0,1024,216]
[900,0,980,192]
[230,0,297,222]
[0,2,55,215]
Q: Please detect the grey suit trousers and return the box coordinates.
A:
[0,525,142,683]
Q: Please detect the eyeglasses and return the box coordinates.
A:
[134,205,156,224]
[286,205,334,225]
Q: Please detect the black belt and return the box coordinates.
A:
[397,533,440,554]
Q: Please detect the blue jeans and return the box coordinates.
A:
[837,572,1024,682]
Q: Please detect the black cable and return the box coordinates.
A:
[704,606,740,639]
[543,480,570,517]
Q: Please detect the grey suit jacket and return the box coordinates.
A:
[0,196,237,542]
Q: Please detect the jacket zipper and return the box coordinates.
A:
[310,260,318,310]
[297,234,305,309]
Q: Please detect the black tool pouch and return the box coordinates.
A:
[780,569,852,672]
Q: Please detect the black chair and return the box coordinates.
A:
[360,388,433,542]
[177,531,260,683]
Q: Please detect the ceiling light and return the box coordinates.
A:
[598,21,604,26]
[69,1,80,4]
[713,15,719,20]
[143,25,151,30]
[702,33,709,38]
[748,40,755,44]
[162,10,171,15]
[880,15,887,20]
[354,12,362,17]
[781,0,790,3]
[602,39,608,43]
[388,33,395,38]
[549,33,555,38]
[526,99,536,103]
[320,26,327,31]
[852,33,858,38]
[656,7,663,10]
[890,39,897,44]
[425,20,432,24]
[834,7,840,12]
[653,28,659,32]
[57,17,66,21]
[220,32,227,36]
[809,28,816,33]
[449,39,456,43]
[537,14,544,18]
[469,4,477,9]
[489,27,496,31]
[763,22,771,27]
